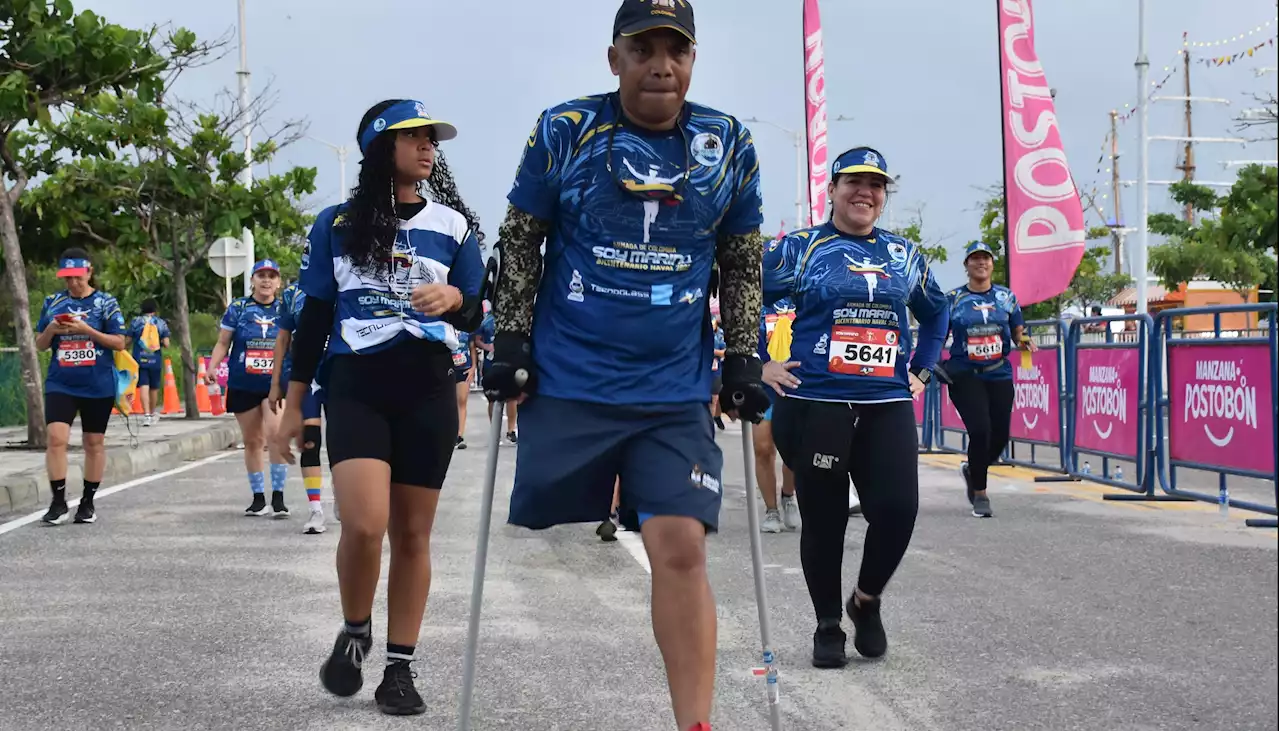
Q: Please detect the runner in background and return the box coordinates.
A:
[763,147,949,667]
[754,298,800,533]
[944,241,1035,518]
[207,259,288,518]
[476,306,518,445]
[452,329,475,449]
[269,280,328,534]
[35,248,127,525]
[709,315,726,430]
[126,299,170,426]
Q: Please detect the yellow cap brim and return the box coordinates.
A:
[386,118,458,142]
[619,23,696,44]
[834,164,891,178]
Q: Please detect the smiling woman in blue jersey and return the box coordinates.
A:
[207,259,288,517]
[275,98,484,716]
[35,248,127,526]
[944,241,1036,519]
[762,146,950,668]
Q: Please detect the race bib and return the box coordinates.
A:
[57,339,96,367]
[452,352,467,367]
[966,334,1003,362]
[245,349,274,375]
[828,326,898,377]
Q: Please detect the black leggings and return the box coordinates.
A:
[948,374,1015,493]
[773,398,919,621]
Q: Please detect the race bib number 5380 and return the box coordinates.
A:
[828,326,898,377]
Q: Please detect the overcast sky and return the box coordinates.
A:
[81,0,1279,287]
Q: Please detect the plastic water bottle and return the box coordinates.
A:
[1113,465,1123,481]
[1219,485,1229,518]
[1081,461,1092,476]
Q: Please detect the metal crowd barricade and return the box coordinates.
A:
[1152,304,1278,527]
[910,327,935,453]
[932,343,969,456]
[1065,314,1185,501]
[1003,319,1069,474]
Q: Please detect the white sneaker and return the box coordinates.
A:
[303,507,326,534]
[780,494,801,531]
[760,509,785,533]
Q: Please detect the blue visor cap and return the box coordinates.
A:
[964,241,996,261]
[359,100,458,155]
[56,258,91,277]
[832,147,892,180]
[252,259,280,275]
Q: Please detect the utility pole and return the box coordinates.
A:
[1175,49,1196,223]
[1109,110,1124,274]
[1134,0,1151,315]
[236,0,255,296]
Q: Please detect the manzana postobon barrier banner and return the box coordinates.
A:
[941,382,964,430]
[998,0,1086,304]
[803,0,829,226]
[1011,348,1060,443]
[1074,348,1140,457]
[1168,343,1276,474]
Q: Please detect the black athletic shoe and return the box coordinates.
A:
[375,660,427,716]
[73,501,96,524]
[319,630,372,698]
[713,415,725,431]
[42,500,70,526]
[271,491,290,519]
[961,462,974,505]
[596,516,618,543]
[456,435,467,450]
[972,494,993,518]
[846,594,888,659]
[245,494,269,517]
[811,618,848,668]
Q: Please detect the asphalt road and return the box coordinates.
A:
[1,399,1276,731]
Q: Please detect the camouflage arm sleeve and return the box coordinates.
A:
[493,204,551,337]
[716,230,763,359]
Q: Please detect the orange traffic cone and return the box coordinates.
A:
[209,381,226,416]
[131,388,145,415]
[195,358,212,414]
[162,359,181,414]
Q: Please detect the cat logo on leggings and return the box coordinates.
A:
[812,453,839,469]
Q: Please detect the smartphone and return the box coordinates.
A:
[54,314,76,324]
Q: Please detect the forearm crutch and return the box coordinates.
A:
[456,396,511,731]
[740,421,784,730]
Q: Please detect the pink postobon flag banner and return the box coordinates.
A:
[1011,348,1061,443]
[1074,348,1141,457]
[803,0,829,226]
[1167,344,1277,475]
[998,0,1086,304]
[941,384,965,430]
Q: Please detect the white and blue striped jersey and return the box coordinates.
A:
[299,201,485,357]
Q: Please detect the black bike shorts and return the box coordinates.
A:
[45,391,114,434]
[323,341,459,489]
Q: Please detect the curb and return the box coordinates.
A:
[0,422,240,518]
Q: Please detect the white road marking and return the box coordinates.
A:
[615,528,651,574]
[0,452,234,537]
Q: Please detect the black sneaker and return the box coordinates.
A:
[505,431,518,445]
[961,462,974,505]
[972,493,993,518]
[271,491,290,519]
[42,501,70,526]
[846,594,887,659]
[73,501,96,524]
[375,660,427,716]
[245,494,269,517]
[596,517,618,543]
[713,415,725,431]
[811,618,848,668]
[319,630,372,697]
[456,435,467,450]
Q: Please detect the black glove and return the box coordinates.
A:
[719,354,771,424]
[483,332,536,402]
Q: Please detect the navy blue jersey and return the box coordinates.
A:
[711,327,726,373]
[946,284,1024,381]
[219,296,283,393]
[275,282,306,384]
[508,92,764,405]
[298,201,485,357]
[476,312,495,362]
[452,331,474,372]
[38,290,126,399]
[127,314,169,367]
[762,224,949,403]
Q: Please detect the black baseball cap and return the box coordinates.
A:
[613,0,696,44]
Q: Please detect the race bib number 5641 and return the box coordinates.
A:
[828,326,898,377]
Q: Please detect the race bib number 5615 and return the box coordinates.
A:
[828,326,898,377]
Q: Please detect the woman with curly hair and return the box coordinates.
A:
[275,98,485,715]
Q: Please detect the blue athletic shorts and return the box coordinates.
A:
[137,363,162,389]
[763,404,774,421]
[509,395,724,532]
[302,382,325,421]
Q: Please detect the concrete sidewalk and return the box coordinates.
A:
[0,413,239,517]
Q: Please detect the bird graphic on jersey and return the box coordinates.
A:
[973,302,996,324]
[254,315,278,339]
[843,255,892,303]
[67,307,89,320]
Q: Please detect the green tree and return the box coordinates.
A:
[0,0,205,446]
[888,204,948,264]
[973,187,1122,320]
[1148,165,1278,302]
[23,93,316,417]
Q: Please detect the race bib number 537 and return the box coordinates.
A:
[828,326,898,377]
[245,349,274,375]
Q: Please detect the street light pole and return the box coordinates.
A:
[1134,0,1150,314]
[306,136,350,203]
[746,115,856,231]
[236,0,254,296]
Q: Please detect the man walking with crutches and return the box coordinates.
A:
[472,3,770,728]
